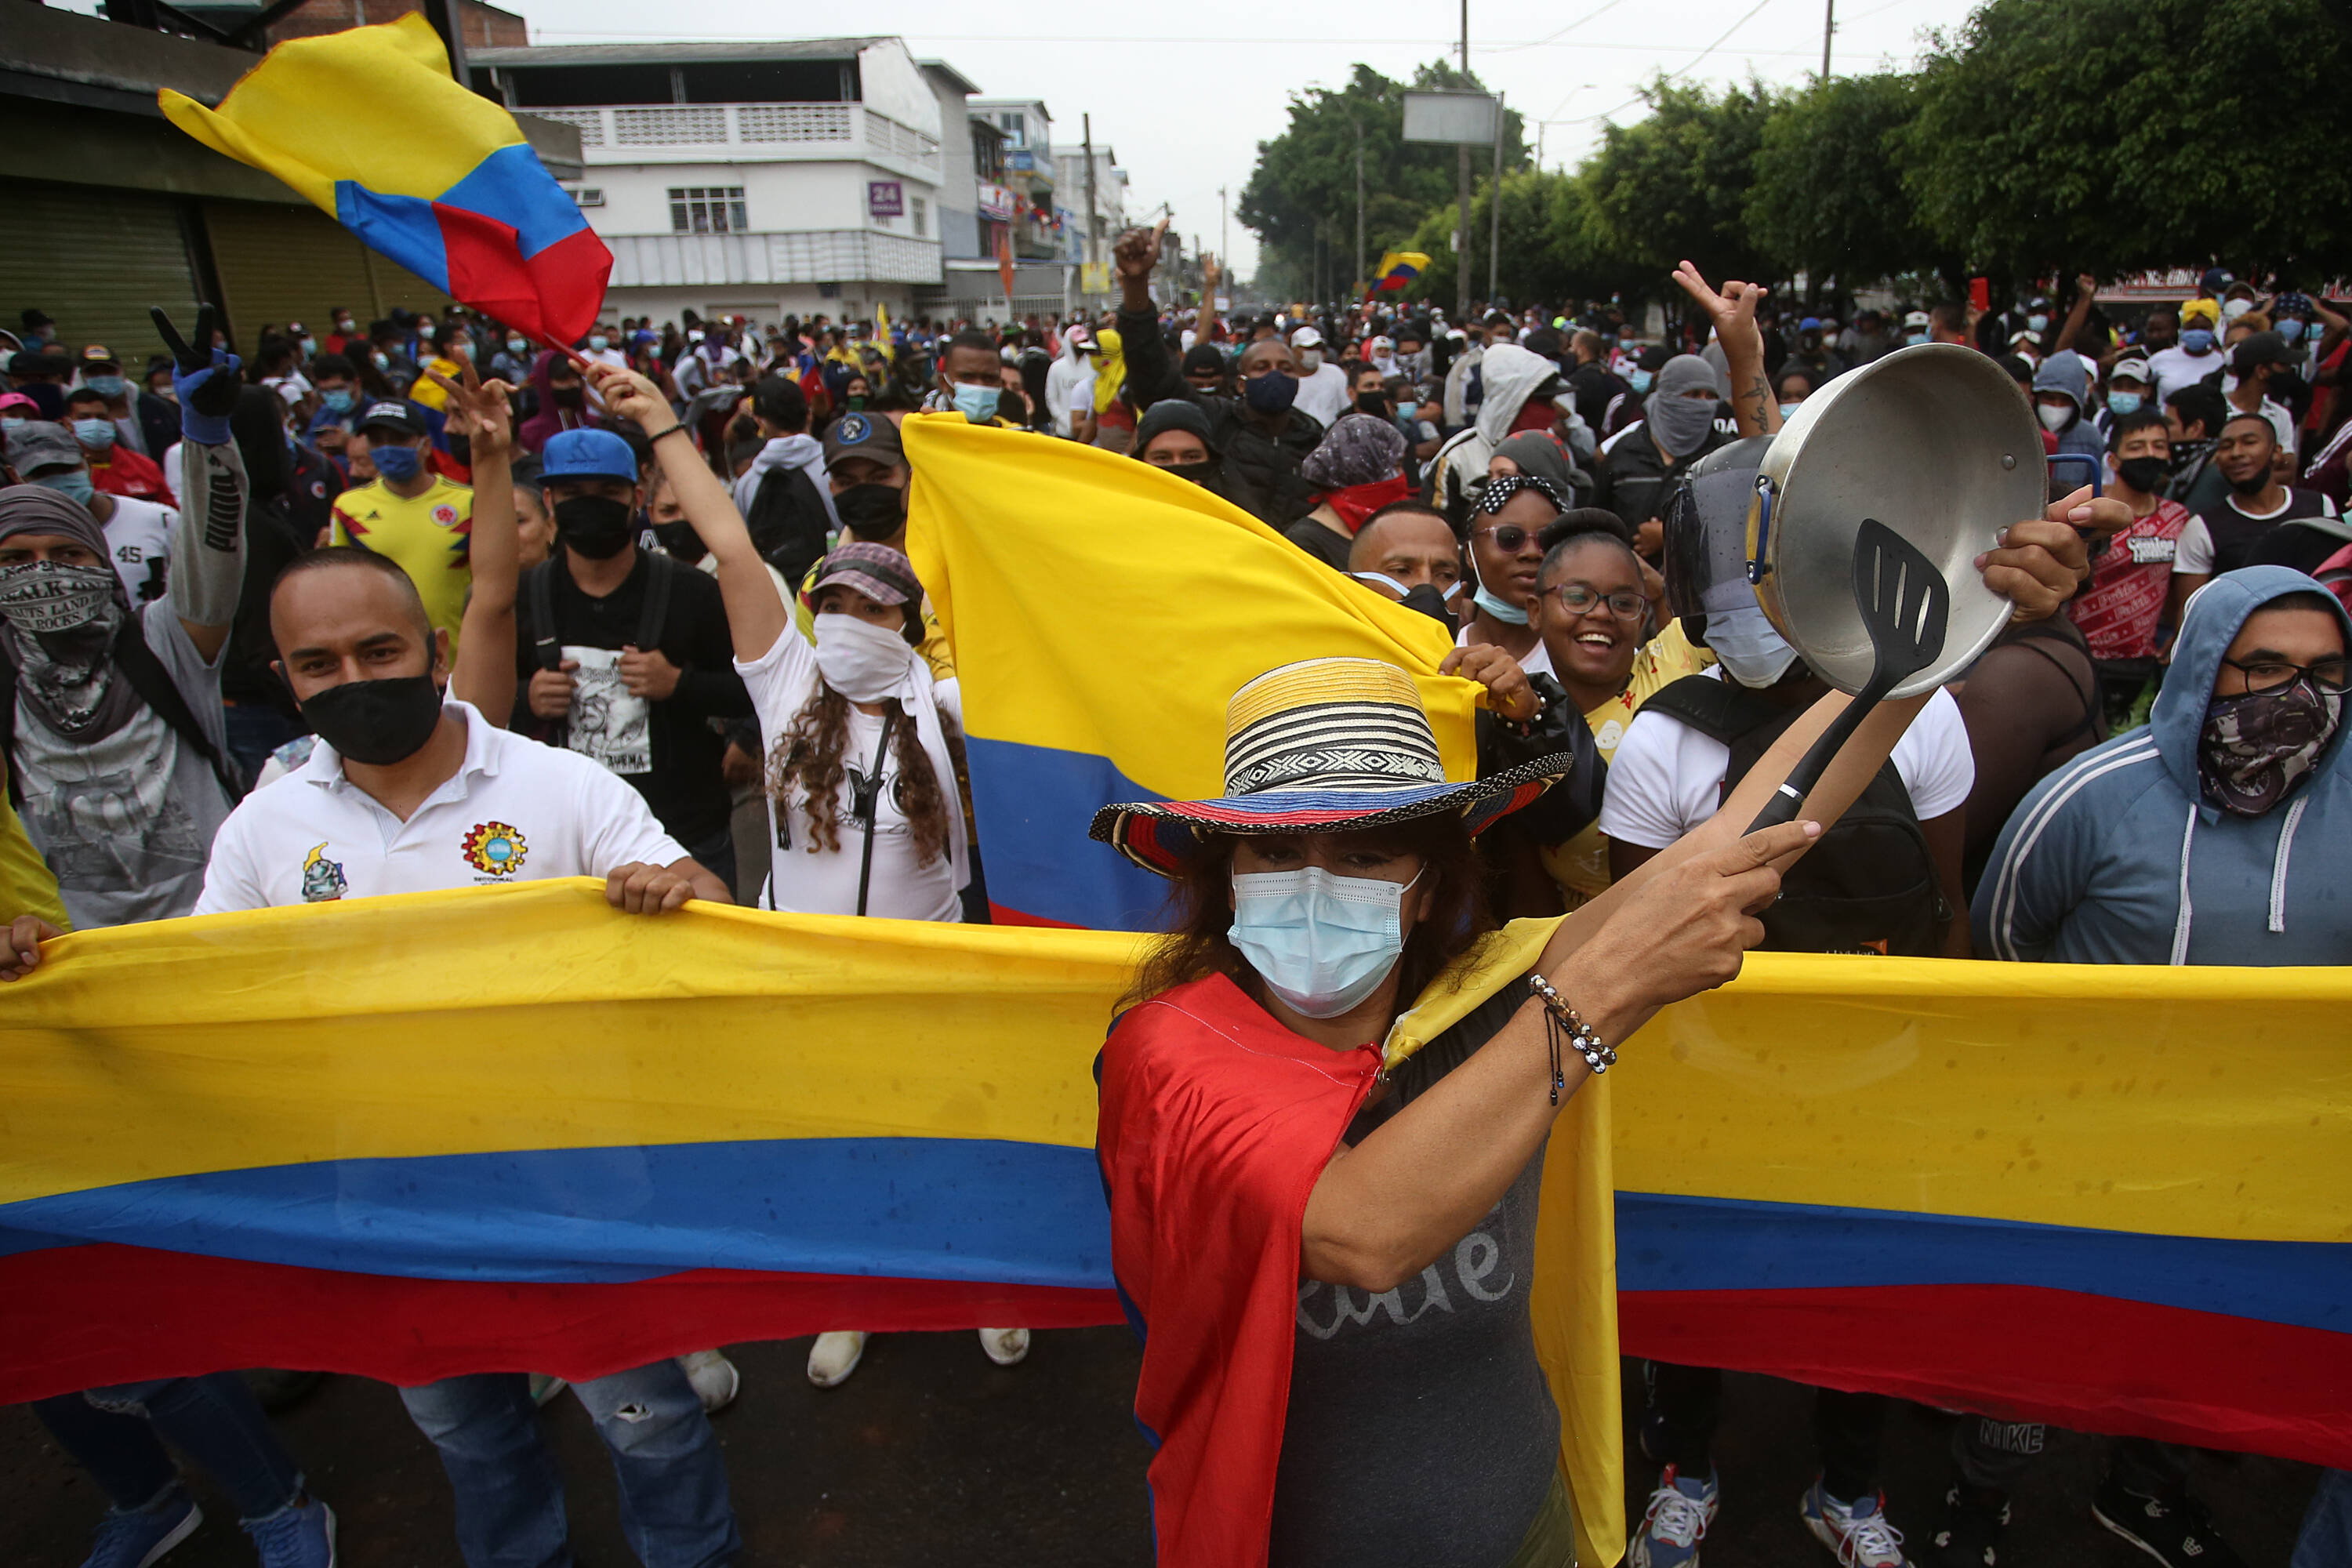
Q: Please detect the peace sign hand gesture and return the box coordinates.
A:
[152,303,242,425]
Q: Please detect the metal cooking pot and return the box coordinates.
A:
[1744,343,2046,698]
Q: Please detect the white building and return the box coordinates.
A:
[470,36,960,328]
[1054,142,1130,281]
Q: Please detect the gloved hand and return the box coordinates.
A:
[153,304,242,446]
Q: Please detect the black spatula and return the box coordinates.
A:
[1748,517,1951,831]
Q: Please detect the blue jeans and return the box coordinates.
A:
[398,1359,738,1568]
[34,1374,306,1522]
[2296,1469,2352,1568]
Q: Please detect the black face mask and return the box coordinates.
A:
[833,482,907,539]
[299,673,444,767]
[2116,456,2168,495]
[1355,392,1391,417]
[554,494,635,559]
[552,383,585,408]
[654,521,706,562]
[1400,583,1457,632]
[1165,456,1223,489]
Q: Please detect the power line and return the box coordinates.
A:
[1574,0,1781,123]
[1479,0,1628,55]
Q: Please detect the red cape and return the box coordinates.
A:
[1094,974,1381,1568]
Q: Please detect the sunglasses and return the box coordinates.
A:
[1472,523,1540,553]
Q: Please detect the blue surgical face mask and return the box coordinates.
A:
[1703,597,1801,688]
[1907,332,1930,347]
[371,443,423,481]
[2107,390,2143,417]
[1779,401,1803,422]
[2027,314,2050,334]
[2182,328,2217,355]
[588,334,610,352]
[321,388,357,415]
[71,418,116,451]
[1628,369,1654,394]
[0,417,24,432]
[508,336,528,354]
[372,352,390,370]
[85,376,127,399]
[33,470,96,506]
[952,383,1002,423]
[2279,318,2307,343]
[1229,865,1421,1019]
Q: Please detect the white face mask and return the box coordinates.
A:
[1298,348,1323,372]
[812,611,914,702]
[2037,403,2074,433]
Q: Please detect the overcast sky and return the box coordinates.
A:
[100,0,1993,278]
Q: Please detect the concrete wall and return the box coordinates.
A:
[855,42,940,138]
[585,159,934,241]
[604,283,925,330]
[922,64,982,261]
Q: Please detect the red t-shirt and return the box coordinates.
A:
[2071,499,2189,662]
[88,445,175,506]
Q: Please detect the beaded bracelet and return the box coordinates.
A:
[1527,972,1615,1102]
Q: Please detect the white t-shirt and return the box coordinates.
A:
[1456,622,1555,679]
[735,626,966,922]
[2147,344,2223,401]
[100,494,175,604]
[194,699,686,913]
[1596,670,1974,851]
[2174,490,2343,575]
[1294,361,1353,428]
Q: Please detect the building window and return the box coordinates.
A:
[566,187,605,208]
[668,186,747,234]
[912,197,927,237]
[999,111,1024,143]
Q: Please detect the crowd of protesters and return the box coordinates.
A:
[1,234,2347,1568]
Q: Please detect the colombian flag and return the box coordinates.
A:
[1371,249,1430,294]
[159,14,610,346]
[902,414,1477,931]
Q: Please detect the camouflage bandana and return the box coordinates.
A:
[2198,677,2343,817]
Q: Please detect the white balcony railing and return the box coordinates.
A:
[604,230,945,289]
[529,102,942,173]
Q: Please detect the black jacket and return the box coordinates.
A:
[1119,307,1326,527]
[1594,417,1735,537]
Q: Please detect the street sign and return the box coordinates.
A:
[1403,91,1500,146]
[868,180,905,220]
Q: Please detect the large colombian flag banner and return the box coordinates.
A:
[4,891,2348,1475]
[902,414,1478,930]
[158,13,609,347]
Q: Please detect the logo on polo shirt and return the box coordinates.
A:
[461,821,528,877]
[301,842,347,903]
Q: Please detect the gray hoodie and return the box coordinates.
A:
[2031,350,2107,468]
[1973,565,2352,964]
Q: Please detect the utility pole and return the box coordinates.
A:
[1082,114,1101,290]
[1822,0,1835,78]
[1487,92,1504,304]
[1353,117,1365,298]
[1456,0,1472,321]
[1218,184,1229,299]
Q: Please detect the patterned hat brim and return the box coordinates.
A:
[1087,751,1577,877]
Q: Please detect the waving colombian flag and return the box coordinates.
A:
[1370,249,1430,294]
[158,13,609,346]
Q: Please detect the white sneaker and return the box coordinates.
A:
[978,1327,1031,1366]
[677,1349,739,1413]
[1801,1480,1911,1567]
[806,1330,867,1387]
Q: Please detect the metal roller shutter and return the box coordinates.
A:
[201,200,450,344]
[0,180,201,360]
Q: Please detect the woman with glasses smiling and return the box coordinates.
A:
[1525,505,1713,909]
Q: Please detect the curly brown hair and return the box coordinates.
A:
[1122,812,1497,1011]
[767,684,959,867]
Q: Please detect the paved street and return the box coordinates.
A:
[7,1330,2316,1564]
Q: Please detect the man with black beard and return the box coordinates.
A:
[0,309,247,930]
[515,427,750,889]
[2174,410,2347,590]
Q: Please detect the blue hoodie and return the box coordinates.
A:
[1973,566,2352,964]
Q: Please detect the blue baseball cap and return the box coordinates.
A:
[1799,316,1824,332]
[541,427,638,482]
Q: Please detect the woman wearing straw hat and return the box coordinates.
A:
[1086,601,2079,1565]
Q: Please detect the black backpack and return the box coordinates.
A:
[1640,674,1947,956]
[743,460,835,586]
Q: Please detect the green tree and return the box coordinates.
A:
[1239,61,1526,299]
[1577,77,1780,296]
[1748,74,1954,297]
[1400,168,1595,310]
[1898,0,2352,280]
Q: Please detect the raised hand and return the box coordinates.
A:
[152,304,241,430]
[1981,484,2114,622]
[1113,219,1167,285]
[1670,261,1767,351]
[587,361,668,429]
[425,355,515,460]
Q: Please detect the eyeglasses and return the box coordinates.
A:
[1552,583,1647,620]
[2220,655,2352,695]
[1471,524,1538,553]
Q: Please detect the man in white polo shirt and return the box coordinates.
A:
[2,546,742,1568]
